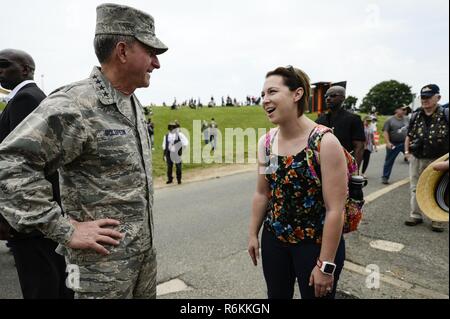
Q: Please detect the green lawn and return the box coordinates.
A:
[148,106,387,177]
[0,102,5,111]
[149,106,275,177]
[0,102,386,177]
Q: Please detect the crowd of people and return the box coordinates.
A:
[157,94,262,110]
[0,3,448,301]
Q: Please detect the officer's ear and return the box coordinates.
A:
[116,42,129,64]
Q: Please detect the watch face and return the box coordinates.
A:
[324,263,336,274]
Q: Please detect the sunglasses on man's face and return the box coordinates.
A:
[0,60,13,68]
[325,94,343,98]
[420,95,434,100]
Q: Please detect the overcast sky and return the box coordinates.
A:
[1,0,448,106]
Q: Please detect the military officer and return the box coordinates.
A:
[0,3,168,299]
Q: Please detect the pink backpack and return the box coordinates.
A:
[305,126,364,233]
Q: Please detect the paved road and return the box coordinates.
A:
[1,147,448,299]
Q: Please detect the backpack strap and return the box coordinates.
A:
[264,131,271,158]
[307,125,333,153]
[264,128,279,158]
[305,125,333,186]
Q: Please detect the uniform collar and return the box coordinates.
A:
[90,66,134,106]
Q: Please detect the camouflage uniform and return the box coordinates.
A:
[0,67,156,298]
[0,2,168,299]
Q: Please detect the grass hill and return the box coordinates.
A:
[150,106,274,177]
[0,102,386,177]
[149,106,386,177]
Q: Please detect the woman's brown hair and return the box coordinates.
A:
[266,66,311,117]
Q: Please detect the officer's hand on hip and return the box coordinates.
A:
[67,219,124,255]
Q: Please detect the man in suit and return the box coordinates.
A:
[0,49,73,299]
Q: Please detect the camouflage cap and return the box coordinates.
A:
[95,3,168,55]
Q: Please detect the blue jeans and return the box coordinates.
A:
[382,142,405,180]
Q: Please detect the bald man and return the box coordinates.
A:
[316,86,365,171]
[0,49,73,299]
[0,49,43,141]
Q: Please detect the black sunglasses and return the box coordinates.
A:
[420,95,434,100]
[0,60,13,68]
[325,94,343,98]
[286,65,295,73]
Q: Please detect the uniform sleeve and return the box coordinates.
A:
[0,91,87,245]
[351,115,366,142]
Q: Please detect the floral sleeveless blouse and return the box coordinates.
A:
[263,126,330,245]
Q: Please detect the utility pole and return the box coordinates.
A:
[40,74,45,92]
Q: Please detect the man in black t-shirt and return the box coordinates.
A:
[316,86,365,171]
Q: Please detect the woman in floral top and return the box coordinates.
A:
[248,66,348,299]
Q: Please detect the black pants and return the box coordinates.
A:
[9,236,74,299]
[362,149,372,174]
[261,228,345,299]
[166,155,182,182]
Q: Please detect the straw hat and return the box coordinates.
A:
[416,153,449,222]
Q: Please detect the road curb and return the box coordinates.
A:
[154,165,256,190]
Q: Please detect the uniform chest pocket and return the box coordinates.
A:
[96,128,137,167]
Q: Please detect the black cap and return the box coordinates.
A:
[420,84,440,97]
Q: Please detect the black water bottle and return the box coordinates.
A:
[349,175,366,201]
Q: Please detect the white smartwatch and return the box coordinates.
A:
[317,259,336,276]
